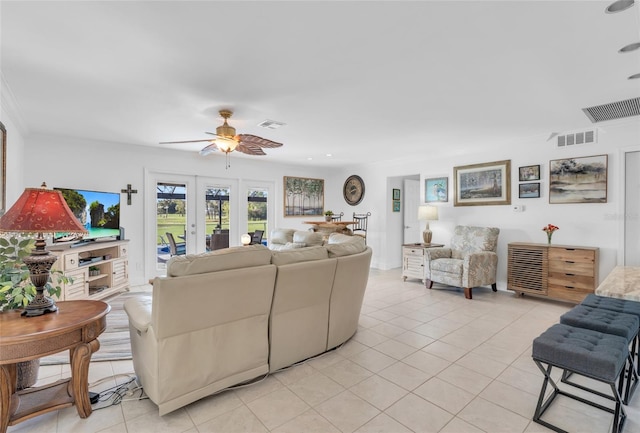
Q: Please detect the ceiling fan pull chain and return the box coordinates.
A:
[225,152,231,169]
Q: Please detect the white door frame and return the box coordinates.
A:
[196,176,239,247]
[619,145,640,265]
[240,179,275,243]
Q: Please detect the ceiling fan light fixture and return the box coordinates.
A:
[216,137,238,153]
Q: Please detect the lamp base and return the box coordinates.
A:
[423,230,433,244]
[21,294,58,317]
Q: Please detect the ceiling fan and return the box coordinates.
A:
[160,109,283,168]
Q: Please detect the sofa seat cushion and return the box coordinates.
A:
[326,233,366,257]
[431,258,463,276]
[271,245,329,266]
[167,244,272,277]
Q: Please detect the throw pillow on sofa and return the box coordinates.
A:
[270,245,329,266]
[167,244,272,277]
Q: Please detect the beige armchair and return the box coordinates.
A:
[425,225,500,299]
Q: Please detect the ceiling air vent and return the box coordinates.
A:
[556,128,598,148]
[257,119,286,129]
[582,97,640,123]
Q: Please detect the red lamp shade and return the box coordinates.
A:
[0,184,87,234]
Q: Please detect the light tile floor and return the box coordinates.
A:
[8,268,640,433]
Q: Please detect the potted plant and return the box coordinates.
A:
[324,210,334,222]
[0,235,68,389]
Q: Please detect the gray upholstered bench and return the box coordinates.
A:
[532,323,628,433]
[582,294,640,377]
[560,304,639,404]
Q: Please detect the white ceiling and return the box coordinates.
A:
[2,1,639,167]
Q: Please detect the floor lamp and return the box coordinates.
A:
[0,183,87,317]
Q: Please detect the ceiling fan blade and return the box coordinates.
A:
[236,143,266,155]
[199,142,219,156]
[160,139,215,144]
[204,132,219,137]
[238,134,283,148]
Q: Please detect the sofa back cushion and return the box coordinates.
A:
[167,244,272,277]
[270,245,329,266]
[270,228,295,245]
[450,225,500,259]
[293,230,324,247]
[326,233,367,258]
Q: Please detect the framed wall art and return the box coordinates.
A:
[392,200,401,212]
[549,154,608,204]
[283,176,324,216]
[0,121,5,215]
[518,164,540,181]
[425,177,448,202]
[519,182,540,198]
[453,159,511,206]
[392,188,401,201]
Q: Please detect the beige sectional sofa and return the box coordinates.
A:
[123,232,372,415]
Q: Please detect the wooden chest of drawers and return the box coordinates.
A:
[508,243,598,303]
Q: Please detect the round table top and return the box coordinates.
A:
[0,300,110,344]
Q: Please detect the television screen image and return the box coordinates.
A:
[54,188,120,243]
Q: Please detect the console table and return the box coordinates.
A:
[595,266,640,301]
[0,300,110,433]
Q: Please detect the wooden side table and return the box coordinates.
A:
[402,243,445,285]
[0,300,110,433]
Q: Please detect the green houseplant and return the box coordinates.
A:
[324,210,334,222]
[0,235,68,389]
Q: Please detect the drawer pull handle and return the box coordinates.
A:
[565,261,575,264]
[565,286,575,289]
[70,259,75,264]
[565,273,575,276]
[565,248,576,251]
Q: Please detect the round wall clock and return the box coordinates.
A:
[343,175,365,206]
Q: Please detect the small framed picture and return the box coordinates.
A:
[425,177,448,202]
[519,165,540,181]
[392,200,401,212]
[519,182,540,198]
[392,188,401,200]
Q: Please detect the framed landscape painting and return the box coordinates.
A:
[453,160,511,206]
[283,176,325,216]
[519,182,540,198]
[549,154,608,204]
[425,177,448,202]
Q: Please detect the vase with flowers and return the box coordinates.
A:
[542,224,559,244]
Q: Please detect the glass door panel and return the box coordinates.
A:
[248,187,268,245]
[206,186,231,251]
[156,182,187,268]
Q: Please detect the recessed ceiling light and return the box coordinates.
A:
[605,0,635,13]
[629,73,640,79]
[307,157,313,160]
[620,42,640,53]
[326,153,332,157]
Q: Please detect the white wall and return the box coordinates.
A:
[20,117,640,290]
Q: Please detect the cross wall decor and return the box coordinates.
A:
[121,184,138,205]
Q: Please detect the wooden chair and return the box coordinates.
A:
[165,232,186,256]
[250,230,264,245]
[352,212,371,245]
[331,212,344,222]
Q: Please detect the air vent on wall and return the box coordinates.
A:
[556,128,598,148]
[582,97,640,123]
[257,119,286,129]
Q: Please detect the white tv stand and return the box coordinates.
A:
[50,239,129,301]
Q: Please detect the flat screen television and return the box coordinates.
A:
[54,188,120,243]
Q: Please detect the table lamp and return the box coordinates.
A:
[0,182,87,317]
[418,205,438,244]
[241,234,251,246]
